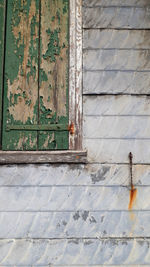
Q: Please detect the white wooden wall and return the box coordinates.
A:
[0,0,150,265]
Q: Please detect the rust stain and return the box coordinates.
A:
[68,122,75,135]
[128,152,137,211]
[128,185,137,210]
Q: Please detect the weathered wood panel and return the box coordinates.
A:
[83,0,150,7]
[83,7,150,29]
[0,163,150,186]
[39,0,69,150]
[69,0,83,150]
[84,116,150,138]
[3,0,39,150]
[0,238,150,265]
[83,50,150,71]
[0,150,87,164]
[83,71,150,94]
[0,186,149,211]
[0,0,5,147]
[2,0,69,151]
[85,139,150,163]
[83,95,150,116]
[83,30,150,49]
[0,211,150,238]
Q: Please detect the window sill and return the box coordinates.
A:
[0,150,87,164]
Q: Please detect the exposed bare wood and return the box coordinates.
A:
[0,150,87,164]
[69,0,83,150]
[69,0,76,149]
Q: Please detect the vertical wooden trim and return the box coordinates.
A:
[69,0,83,150]
[0,0,6,148]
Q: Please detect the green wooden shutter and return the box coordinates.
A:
[2,0,69,151]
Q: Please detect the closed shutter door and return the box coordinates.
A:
[2,0,69,150]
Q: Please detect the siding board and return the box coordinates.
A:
[1,163,150,186]
[0,211,150,238]
[83,0,150,7]
[85,139,150,163]
[0,238,150,265]
[83,71,150,94]
[84,116,150,138]
[83,30,150,49]
[0,186,149,211]
[83,95,150,116]
[83,50,150,71]
[83,7,150,29]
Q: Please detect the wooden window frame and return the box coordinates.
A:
[0,0,87,164]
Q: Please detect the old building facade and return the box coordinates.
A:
[0,0,150,265]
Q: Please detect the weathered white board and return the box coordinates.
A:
[0,238,150,265]
[83,7,150,29]
[83,0,150,7]
[0,186,149,211]
[0,211,150,238]
[84,116,150,138]
[83,50,150,71]
[83,71,150,94]
[85,139,150,163]
[1,163,150,186]
[83,95,150,116]
[83,30,150,49]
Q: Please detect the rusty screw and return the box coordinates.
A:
[129,152,133,189]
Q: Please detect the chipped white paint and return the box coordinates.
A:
[69,0,83,149]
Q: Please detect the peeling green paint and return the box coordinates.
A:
[43,28,61,62]
[2,0,69,151]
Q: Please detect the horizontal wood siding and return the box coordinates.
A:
[0,238,150,265]
[0,0,150,265]
[0,163,149,264]
[83,0,150,7]
[0,211,150,238]
[83,7,150,29]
